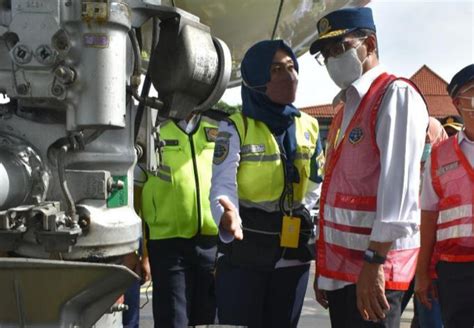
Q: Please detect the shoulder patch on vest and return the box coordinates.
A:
[437,161,459,176]
[213,132,231,165]
[348,127,364,145]
[304,131,311,141]
[205,127,219,142]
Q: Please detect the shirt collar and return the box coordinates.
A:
[177,114,200,134]
[333,64,386,105]
[458,130,474,144]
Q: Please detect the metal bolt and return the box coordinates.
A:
[51,84,64,97]
[110,179,125,191]
[54,66,76,84]
[115,180,124,190]
[107,178,125,192]
[11,44,32,65]
[35,45,56,66]
[17,47,26,59]
[56,39,69,51]
[52,30,70,52]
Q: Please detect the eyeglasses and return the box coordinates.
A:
[314,37,367,66]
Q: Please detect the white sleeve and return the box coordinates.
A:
[420,157,440,211]
[302,180,321,211]
[370,80,429,242]
[209,121,241,243]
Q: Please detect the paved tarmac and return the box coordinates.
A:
[138,262,414,327]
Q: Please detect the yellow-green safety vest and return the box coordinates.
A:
[141,116,219,239]
[229,112,320,212]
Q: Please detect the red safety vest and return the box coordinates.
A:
[317,73,421,290]
[430,134,474,263]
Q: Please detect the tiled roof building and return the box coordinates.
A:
[410,65,458,118]
[300,104,333,118]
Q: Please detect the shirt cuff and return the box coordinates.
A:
[370,220,419,242]
[218,226,235,244]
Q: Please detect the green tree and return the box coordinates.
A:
[214,100,242,115]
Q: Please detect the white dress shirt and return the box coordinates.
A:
[209,120,322,268]
[176,114,200,134]
[319,65,429,290]
[421,131,474,211]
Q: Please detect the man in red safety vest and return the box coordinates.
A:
[415,64,474,328]
[309,7,428,327]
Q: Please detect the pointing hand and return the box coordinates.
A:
[219,198,243,240]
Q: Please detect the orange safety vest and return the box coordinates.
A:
[430,134,474,263]
[317,73,422,290]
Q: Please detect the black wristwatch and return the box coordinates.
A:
[363,249,386,264]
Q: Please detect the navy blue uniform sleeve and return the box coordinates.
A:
[309,136,324,183]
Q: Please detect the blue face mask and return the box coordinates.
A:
[421,143,432,162]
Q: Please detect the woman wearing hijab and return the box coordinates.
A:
[209,40,324,327]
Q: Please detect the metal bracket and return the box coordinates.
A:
[0,209,27,251]
[33,202,82,253]
[35,226,82,253]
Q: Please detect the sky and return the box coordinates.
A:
[221,0,474,108]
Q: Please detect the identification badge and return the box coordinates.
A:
[280,216,301,248]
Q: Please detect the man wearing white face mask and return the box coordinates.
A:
[309,7,429,328]
[415,64,474,328]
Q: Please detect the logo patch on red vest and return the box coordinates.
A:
[348,127,364,144]
[437,161,459,176]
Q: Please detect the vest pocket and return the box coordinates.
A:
[238,160,283,202]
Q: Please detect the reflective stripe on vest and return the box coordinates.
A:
[431,135,474,262]
[229,112,320,212]
[324,204,375,228]
[317,73,423,290]
[438,204,472,225]
[141,116,219,239]
[324,226,420,251]
[437,224,474,241]
[240,154,281,162]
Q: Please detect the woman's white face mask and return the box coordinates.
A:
[326,40,368,90]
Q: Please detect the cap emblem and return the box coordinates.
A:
[318,18,331,36]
